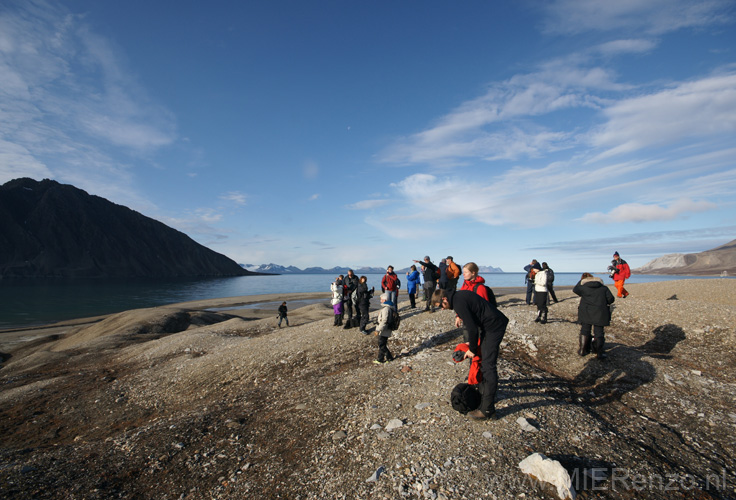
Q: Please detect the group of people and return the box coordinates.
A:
[314,251,628,422]
[331,269,375,334]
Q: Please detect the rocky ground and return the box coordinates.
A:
[0,280,735,500]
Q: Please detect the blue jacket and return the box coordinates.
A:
[406,270,421,294]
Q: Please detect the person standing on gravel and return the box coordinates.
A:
[533,264,551,324]
[373,293,396,364]
[356,276,374,335]
[343,269,360,329]
[380,266,400,312]
[405,265,421,309]
[573,272,615,359]
[609,251,631,298]
[445,256,461,291]
[414,256,439,312]
[432,288,509,421]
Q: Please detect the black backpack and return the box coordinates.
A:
[472,283,498,308]
[387,308,401,330]
[450,383,481,414]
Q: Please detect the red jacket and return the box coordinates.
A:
[461,276,491,301]
[613,259,631,281]
[381,272,400,292]
[454,343,482,384]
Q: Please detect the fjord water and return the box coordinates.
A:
[0,273,729,329]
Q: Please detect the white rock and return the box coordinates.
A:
[482,431,493,439]
[516,417,539,433]
[386,418,404,431]
[518,453,576,500]
[370,424,383,430]
[415,402,432,410]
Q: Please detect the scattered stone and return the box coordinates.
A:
[401,365,413,373]
[332,431,347,442]
[516,417,539,433]
[385,418,404,431]
[295,403,308,410]
[482,431,493,440]
[365,465,385,482]
[518,453,575,500]
[415,402,432,410]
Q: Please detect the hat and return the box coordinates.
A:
[424,255,430,261]
[446,256,453,260]
[613,251,619,257]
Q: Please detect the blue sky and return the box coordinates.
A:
[1,0,735,272]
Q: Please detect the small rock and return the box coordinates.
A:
[401,365,413,373]
[366,465,385,482]
[415,403,432,410]
[370,424,383,430]
[332,431,347,442]
[295,403,308,410]
[690,370,702,376]
[376,431,390,440]
[386,418,404,431]
[482,431,493,440]
[516,417,539,433]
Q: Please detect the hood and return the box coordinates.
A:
[467,275,486,285]
[581,277,604,286]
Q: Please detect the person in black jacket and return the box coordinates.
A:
[343,269,360,328]
[573,272,615,359]
[414,256,439,312]
[432,289,509,420]
[277,301,289,327]
[356,276,374,335]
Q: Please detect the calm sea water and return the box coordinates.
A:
[1,273,730,329]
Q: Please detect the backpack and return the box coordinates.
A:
[387,308,401,330]
[472,283,498,308]
[450,383,481,414]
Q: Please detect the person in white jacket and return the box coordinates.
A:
[534,264,550,324]
[373,294,396,364]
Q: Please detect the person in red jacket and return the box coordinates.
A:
[380,265,400,312]
[610,251,631,298]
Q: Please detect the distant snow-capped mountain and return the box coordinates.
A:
[240,263,505,274]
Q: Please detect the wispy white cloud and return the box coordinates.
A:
[347,199,390,210]
[594,39,658,56]
[308,193,320,201]
[220,191,247,206]
[0,0,176,196]
[579,198,717,224]
[542,0,733,35]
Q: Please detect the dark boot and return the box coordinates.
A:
[594,335,607,359]
[333,316,339,326]
[534,311,541,323]
[578,335,591,356]
[540,311,548,324]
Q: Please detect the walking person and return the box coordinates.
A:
[380,266,400,312]
[573,272,615,359]
[373,294,396,364]
[534,264,550,324]
[609,252,631,298]
[277,301,289,327]
[405,265,421,309]
[432,289,509,420]
[414,256,439,312]
[445,256,461,290]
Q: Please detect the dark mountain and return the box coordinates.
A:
[0,178,255,278]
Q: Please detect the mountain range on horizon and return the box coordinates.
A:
[241,263,506,275]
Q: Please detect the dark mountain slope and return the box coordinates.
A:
[0,178,253,278]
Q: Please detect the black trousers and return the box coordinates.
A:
[408,291,416,308]
[359,302,370,331]
[479,326,506,415]
[377,335,393,362]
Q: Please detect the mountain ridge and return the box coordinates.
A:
[634,239,736,275]
[0,178,257,278]
[241,263,505,274]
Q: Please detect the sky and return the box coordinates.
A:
[1,0,735,272]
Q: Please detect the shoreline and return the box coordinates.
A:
[0,287,539,350]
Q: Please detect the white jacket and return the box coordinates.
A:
[534,270,549,292]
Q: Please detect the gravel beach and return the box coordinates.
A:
[0,279,734,499]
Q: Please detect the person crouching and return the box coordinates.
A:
[373,293,396,364]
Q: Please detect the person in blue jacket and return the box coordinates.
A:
[405,265,421,309]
